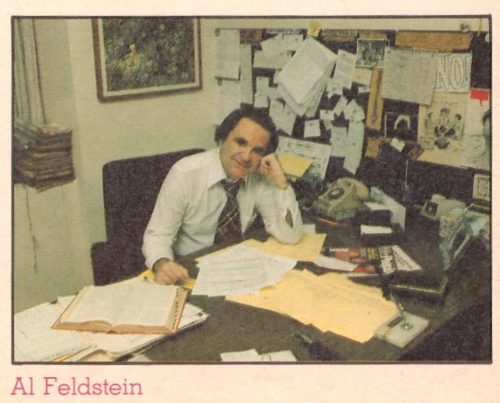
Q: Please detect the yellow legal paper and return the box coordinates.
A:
[139,269,195,290]
[243,232,326,262]
[227,270,398,343]
[278,153,314,178]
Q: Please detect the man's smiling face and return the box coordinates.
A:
[219,117,271,180]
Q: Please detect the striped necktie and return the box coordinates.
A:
[214,179,243,245]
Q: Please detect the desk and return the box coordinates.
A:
[142,213,491,363]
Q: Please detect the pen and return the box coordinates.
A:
[316,217,349,228]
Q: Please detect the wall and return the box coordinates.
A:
[13,16,488,311]
[14,18,218,311]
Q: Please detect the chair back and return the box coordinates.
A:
[102,148,204,247]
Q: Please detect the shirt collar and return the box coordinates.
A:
[207,147,248,190]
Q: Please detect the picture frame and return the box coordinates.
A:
[92,17,201,102]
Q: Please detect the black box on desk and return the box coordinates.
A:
[349,270,449,304]
[387,272,449,303]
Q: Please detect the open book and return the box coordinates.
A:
[52,277,188,334]
[15,298,207,362]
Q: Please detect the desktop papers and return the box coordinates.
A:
[244,233,326,262]
[14,301,92,362]
[192,244,297,297]
[14,296,208,362]
[84,302,209,359]
[227,270,399,343]
[220,348,297,362]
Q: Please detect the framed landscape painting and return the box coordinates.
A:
[92,17,201,101]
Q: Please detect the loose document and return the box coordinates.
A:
[191,244,297,297]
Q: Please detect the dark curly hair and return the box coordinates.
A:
[214,106,279,154]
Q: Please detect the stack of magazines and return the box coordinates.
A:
[14,120,75,191]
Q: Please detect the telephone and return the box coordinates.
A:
[420,194,466,221]
[313,178,370,220]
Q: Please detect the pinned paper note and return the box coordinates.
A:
[307,20,322,37]
[333,96,349,118]
[304,119,321,138]
[331,50,356,91]
[239,44,253,104]
[343,121,365,175]
[261,34,285,59]
[269,99,296,135]
[215,29,240,80]
[277,136,331,182]
[330,126,347,158]
[435,53,472,93]
[382,47,437,105]
[278,153,314,178]
[390,137,406,152]
[352,67,373,86]
[320,109,334,121]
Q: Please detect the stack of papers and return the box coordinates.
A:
[14,297,208,362]
[227,270,398,343]
[276,37,337,117]
[14,302,93,362]
[82,302,209,360]
[192,244,297,297]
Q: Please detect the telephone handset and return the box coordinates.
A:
[313,178,369,220]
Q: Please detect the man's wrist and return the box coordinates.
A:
[152,257,170,273]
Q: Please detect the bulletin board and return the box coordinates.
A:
[212,21,491,205]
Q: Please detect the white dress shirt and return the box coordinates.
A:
[142,148,303,269]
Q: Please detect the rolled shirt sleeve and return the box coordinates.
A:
[254,179,304,244]
[142,149,305,270]
[142,167,185,269]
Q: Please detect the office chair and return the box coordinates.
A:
[91,148,204,285]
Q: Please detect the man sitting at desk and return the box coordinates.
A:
[143,107,304,285]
